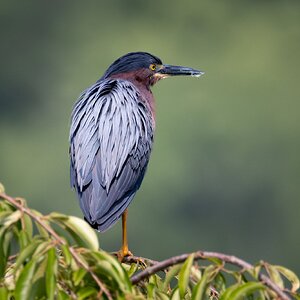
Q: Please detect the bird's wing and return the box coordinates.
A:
[69,79,153,231]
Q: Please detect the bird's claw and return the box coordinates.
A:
[116,248,133,262]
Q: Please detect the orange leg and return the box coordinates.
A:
[117,208,132,261]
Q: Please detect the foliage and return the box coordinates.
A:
[0,184,299,300]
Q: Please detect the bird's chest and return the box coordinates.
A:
[131,82,156,131]
[119,81,155,136]
[126,95,154,148]
[139,91,156,132]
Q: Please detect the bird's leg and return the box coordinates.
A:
[117,208,133,261]
[122,208,129,255]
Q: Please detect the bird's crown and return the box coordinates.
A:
[103,52,162,78]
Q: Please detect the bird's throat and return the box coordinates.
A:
[110,71,156,124]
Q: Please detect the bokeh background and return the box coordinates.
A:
[1,1,299,274]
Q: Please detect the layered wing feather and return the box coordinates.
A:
[69,79,153,231]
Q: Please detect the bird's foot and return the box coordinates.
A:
[122,255,148,268]
[111,250,149,267]
[116,247,133,262]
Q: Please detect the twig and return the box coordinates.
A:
[8,254,18,261]
[0,192,112,300]
[122,255,158,266]
[130,251,290,300]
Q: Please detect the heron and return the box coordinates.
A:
[69,52,203,259]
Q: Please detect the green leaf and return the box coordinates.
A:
[149,273,164,290]
[251,264,262,279]
[31,209,49,238]
[0,286,8,299]
[77,286,98,300]
[191,265,219,300]
[57,289,71,300]
[178,254,194,298]
[29,276,47,300]
[214,272,226,294]
[170,287,180,300]
[15,257,38,300]
[0,239,6,278]
[72,268,87,286]
[156,291,170,300]
[219,282,265,300]
[0,231,13,278]
[32,240,51,257]
[207,257,223,265]
[48,212,69,220]
[14,239,42,272]
[0,201,14,213]
[91,251,132,291]
[190,265,202,282]
[147,283,156,299]
[51,214,99,250]
[17,230,31,250]
[46,247,57,300]
[61,244,72,266]
[274,265,300,293]
[0,211,11,223]
[163,264,182,292]
[0,182,5,193]
[0,210,22,227]
[95,259,124,288]
[23,214,33,238]
[123,262,139,278]
[265,263,284,289]
[90,252,132,294]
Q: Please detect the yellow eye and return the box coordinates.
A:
[149,64,156,71]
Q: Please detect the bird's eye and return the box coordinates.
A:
[149,64,156,71]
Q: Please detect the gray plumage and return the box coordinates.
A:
[70,78,154,231]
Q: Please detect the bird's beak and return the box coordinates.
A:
[157,64,204,78]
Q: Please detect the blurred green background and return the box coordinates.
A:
[1,0,300,273]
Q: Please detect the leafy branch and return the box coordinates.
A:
[0,184,299,299]
[0,190,111,300]
[127,252,293,300]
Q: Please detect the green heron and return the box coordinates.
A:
[69,52,203,259]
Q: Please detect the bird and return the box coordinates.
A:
[69,52,203,259]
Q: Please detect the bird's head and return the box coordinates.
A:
[103,52,204,87]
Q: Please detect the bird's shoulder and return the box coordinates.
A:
[69,77,154,191]
[70,77,153,140]
[80,77,142,104]
[71,78,147,126]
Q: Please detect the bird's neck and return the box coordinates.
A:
[110,72,156,122]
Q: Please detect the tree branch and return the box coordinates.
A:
[129,251,290,300]
[0,192,112,300]
[122,254,158,266]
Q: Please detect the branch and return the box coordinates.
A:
[0,192,112,300]
[122,255,158,266]
[130,251,290,300]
